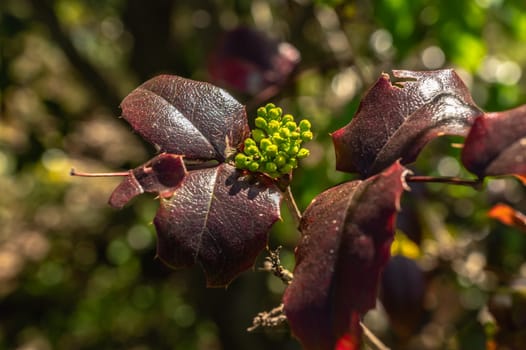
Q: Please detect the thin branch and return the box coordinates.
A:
[70,168,129,177]
[284,186,302,229]
[247,304,287,332]
[260,246,293,285]
[406,175,483,189]
[360,322,390,350]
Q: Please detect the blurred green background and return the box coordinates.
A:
[2,0,526,349]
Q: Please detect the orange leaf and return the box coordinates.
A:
[488,203,526,232]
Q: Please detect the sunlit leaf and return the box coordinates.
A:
[332,69,482,177]
[283,161,408,350]
[462,104,526,180]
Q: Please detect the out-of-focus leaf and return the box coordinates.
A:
[380,255,425,340]
[332,69,482,177]
[109,153,187,208]
[154,163,282,287]
[461,105,526,181]
[208,27,300,94]
[120,75,250,162]
[283,161,408,350]
[488,203,526,233]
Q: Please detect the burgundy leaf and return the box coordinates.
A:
[283,161,409,350]
[153,163,282,287]
[461,104,526,180]
[109,153,186,208]
[120,75,250,162]
[208,27,300,94]
[332,69,482,177]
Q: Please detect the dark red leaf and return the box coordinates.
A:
[208,27,300,94]
[120,75,250,162]
[153,163,282,287]
[283,161,409,350]
[488,203,526,233]
[461,104,526,180]
[332,69,482,177]
[109,153,186,208]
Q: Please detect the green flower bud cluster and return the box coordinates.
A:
[235,103,312,178]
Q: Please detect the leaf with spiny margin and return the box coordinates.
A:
[120,75,250,162]
[109,153,187,209]
[332,69,482,178]
[283,161,409,350]
[461,104,526,182]
[154,163,282,287]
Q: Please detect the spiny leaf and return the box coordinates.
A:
[332,69,482,178]
[461,104,526,180]
[109,153,186,209]
[154,163,282,287]
[283,161,409,350]
[120,75,250,161]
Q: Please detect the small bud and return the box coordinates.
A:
[244,138,256,148]
[252,129,265,143]
[259,138,272,150]
[288,145,299,156]
[266,144,278,157]
[235,153,248,168]
[268,120,280,133]
[275,154,287,166]
[299,119,311,132]
[285,121,297,131]
[288,158,298,168]
[290,131,300,139]
[248,161,260,172]
[255,117,268,130]
[265,103,276,111]
[265,162,278,173]
[268,107,282,120]
[282,114,294,123]
[301,131,313,142]
[279,127,291,138]
[257,107,268,118]
[246,145,259,155]
[280,164,293,173]
[272,133,284,144]
[297,148,310,159]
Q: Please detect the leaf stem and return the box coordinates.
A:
[406,175,482,189]
[360,322,390,350]
[70,168,130,177]
[284,186,302,228]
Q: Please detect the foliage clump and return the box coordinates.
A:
[234,103,312,178]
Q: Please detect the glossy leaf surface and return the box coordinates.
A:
[461,104,526,180]
[283,162,408,350]
[154,163,282,287]
[120,75,250,161]
[109,153,186,208]
[332,69,482,177]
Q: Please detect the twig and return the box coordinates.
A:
[260,246,293,285]
[284,186,302,229]
[247,304,287,332]
[360,322,390,350]
[406,175,483,189]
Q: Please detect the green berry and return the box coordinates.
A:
[299,119,311,132]
[297,148,310,159]
[252,129,265,142]
[255,117,268,130]
[301,131,313,142]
